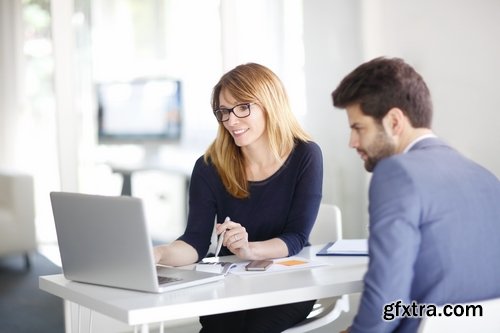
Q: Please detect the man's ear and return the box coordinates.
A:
[382,108,407,135]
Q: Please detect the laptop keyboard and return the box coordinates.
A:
[158,276,182,285]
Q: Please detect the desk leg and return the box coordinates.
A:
[64,300,72,333]
[140,323,150,333]
[65,301,81,333]
[120,171,133,196]
[65,300,94,333]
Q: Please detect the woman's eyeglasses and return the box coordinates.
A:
[213,103,255,122]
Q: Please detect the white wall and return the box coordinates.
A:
[302,0,369,238]
[302,0,500,238]
[365,0,500,176]
[0,0,23,168]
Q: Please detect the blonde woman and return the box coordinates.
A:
[155,63,323,333]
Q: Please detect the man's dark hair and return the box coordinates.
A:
[332,57,433,127]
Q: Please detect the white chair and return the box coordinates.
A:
[417,296,500,333]
[283,203,350,333]
[309,203,342,245]
[0,169,37,269]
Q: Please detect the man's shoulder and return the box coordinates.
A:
[373,138,498,189]
[377,138,452,170]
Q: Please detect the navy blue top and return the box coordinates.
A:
[178,140,323,260]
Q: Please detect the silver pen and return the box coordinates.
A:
[214,216,230,259]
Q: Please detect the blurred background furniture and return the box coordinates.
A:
[0,169,36,269]
[284,203,350,332]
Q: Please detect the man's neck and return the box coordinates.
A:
[397,128,434,153]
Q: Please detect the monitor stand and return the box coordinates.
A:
[114,143,162,196]
[142,143,163,167]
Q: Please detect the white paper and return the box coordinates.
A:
[326,239,368,254]
[229,256,326,276]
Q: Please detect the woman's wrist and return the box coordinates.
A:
[246,239,288,260]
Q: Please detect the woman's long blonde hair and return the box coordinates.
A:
[204,63,311,198]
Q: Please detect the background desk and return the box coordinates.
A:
[105,146,201,238]
[39,245,368,332]
[105,146,200,196]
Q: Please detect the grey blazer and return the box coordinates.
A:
[351,138,500,333]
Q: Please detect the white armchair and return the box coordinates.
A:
[0,169,37,268]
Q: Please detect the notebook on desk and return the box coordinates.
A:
[50,191,224,293]
[316,239,369,256]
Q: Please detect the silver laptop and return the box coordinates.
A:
[50,191,224,293]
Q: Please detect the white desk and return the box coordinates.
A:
[39,245,368,332]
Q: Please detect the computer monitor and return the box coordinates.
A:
[97,78,182,145]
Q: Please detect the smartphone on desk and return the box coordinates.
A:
[245,260,273,271]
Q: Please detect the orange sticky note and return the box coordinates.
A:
[277,259,307,266]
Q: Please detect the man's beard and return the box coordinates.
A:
[362,129,397,172]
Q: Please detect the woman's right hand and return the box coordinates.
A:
[216,220,289,261]
[217,219,252,259]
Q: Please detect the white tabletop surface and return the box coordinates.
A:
[104,145,202,177]
[39,245,368,326]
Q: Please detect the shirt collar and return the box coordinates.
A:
[403,133,437,153]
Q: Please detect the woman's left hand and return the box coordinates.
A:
[216,219,252,259]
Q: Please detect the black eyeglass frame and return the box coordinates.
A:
[213,103,255,122]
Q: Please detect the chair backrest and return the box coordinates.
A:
[309,203,342,245]
[417,297,500,333]
[283,204,347,333]
[0,169,36,255]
